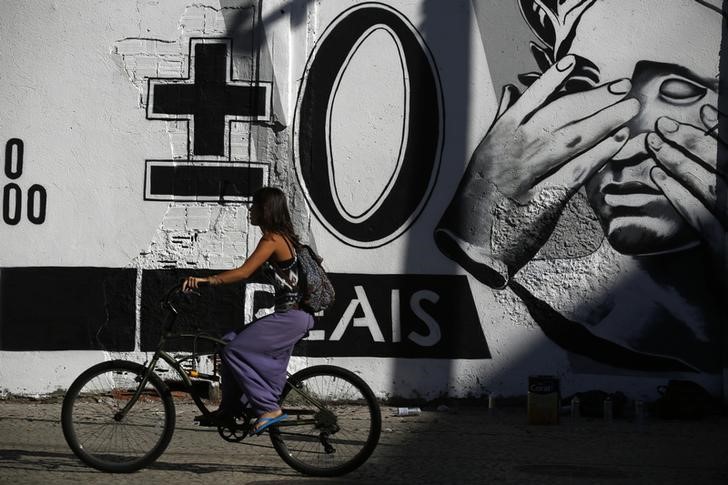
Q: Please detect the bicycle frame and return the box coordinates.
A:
[114,287,224,419]
[117,286,331,427]
[63,284,381,477]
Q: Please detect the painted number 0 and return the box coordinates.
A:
[3,138,47,225]
[294,4,443,248]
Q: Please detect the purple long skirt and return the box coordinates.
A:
[219,309,314,416]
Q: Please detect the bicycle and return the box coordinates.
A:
[61,284,381,476]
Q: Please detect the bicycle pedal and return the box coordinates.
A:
[193,421,214,427]
[193,416,221,427]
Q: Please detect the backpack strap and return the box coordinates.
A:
[281,235,297,261]
[271,235,298,288]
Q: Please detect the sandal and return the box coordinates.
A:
[250,413,288,436]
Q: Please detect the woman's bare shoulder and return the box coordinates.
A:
[260,232,288,250]
[261,232,283,242]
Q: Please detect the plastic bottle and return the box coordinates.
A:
[635,400,644,426]
[570,395,580,419]
[603,396,613,422]
[395,407,421,416]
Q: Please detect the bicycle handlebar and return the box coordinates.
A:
[163,283,183,303]
[161,279,210,314]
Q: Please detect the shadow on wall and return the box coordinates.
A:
[330,0,727,480]
[431,0,727,399]
[719,1,728,398]
[396,0,474,399]
[219,0,299,129]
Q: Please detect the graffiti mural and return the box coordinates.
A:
[435,0,724,373]
[1,0,725,397]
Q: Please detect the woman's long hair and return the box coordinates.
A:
[252,187,300,246]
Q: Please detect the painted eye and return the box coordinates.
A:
[659,78,707,105]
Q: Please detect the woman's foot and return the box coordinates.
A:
[251,409,288,435]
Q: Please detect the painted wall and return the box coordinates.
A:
[1,0,725,402]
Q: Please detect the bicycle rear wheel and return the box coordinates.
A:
[271,365,381,476]
[61,360,176,473]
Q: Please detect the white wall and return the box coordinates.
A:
[1,0,724,402]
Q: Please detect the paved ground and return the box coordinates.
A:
[0,398,727,484]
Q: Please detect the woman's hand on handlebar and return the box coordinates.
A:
[182,276,209,293]
[182,275,223,293]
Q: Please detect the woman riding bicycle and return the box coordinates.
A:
[182,186,314,435]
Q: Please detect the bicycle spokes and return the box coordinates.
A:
[270,365,381,476]
[61,361,176,473]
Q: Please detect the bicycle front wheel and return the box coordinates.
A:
[61,360,176,473]
[271,365,381,476]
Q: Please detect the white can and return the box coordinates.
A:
[395,407,421,416]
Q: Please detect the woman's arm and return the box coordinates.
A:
[182,236,277,291]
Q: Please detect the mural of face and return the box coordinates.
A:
[571,0,720,255]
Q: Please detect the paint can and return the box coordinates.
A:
[527,375,560,425]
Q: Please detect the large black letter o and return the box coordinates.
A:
[294,4,443,248]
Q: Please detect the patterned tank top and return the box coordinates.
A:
[260,239,301,312]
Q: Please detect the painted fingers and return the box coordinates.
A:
[520,97,638,196]
[647,107,728,253]
[650,167,724,255]
[526,78,636,133]
[489,55,639,196]
[541,127,630,193]
[504,55,578,123]
[495,84,521,120]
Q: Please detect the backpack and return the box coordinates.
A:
[295,244,335,313]
[653,380,718,419]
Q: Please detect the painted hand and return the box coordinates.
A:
[435,55,640,288]
[648,106,727,258]
[481,55,638,201]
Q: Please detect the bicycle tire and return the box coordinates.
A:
[270,365,381,476]
[61,360,176,473]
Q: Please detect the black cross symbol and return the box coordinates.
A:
[148,39,269,157]
[143,38,270,202]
